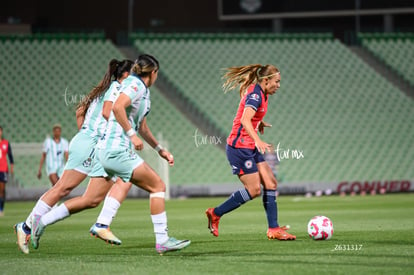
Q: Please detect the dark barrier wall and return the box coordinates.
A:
[2,0,413,40]
[1,0,222,37]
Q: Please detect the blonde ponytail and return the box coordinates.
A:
[222,64,280,97]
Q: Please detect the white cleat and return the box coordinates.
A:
[14,222,30,254]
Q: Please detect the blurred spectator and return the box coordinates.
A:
[0,125,14,216]
[37,124,69,186]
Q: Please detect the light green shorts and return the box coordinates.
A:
[64,132,98,175]
[95,147,144,182]
[46,165,65,178]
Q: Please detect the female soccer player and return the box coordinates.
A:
[87,54,190,254]
[37,124,69,186]
[14,59,133,254]
[205,64,296,240]
[0,126,14,216]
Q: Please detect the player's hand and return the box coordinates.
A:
[258,121,272,135]
[37,170,42,179]
[159,149,174,166]
[255,139,272,154]
[130,135,144,151]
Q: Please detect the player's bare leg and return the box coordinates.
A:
[48,173,59,187]
[32,177,114,249]
[130,163,191,254]
[207,173,260,237]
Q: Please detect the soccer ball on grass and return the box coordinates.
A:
[307,216,333,240]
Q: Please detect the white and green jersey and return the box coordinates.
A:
[98,75,151,150]
[80,81,122,138]
[43,137,69,173]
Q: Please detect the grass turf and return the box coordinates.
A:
[1,193,413,274]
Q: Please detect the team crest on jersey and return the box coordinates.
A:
[250,93,260,101]
[132,86,138,92]
[83,157,92,168]
[244,160,253,169]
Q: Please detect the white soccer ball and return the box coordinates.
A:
[307,216,334,240]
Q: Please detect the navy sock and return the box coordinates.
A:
[214,188,252,217]
[263,189,279,228]
[22,223,31,234]
[0,197,4,211]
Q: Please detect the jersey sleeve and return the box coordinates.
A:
[122,79,146,102]
[103,82,120,103]
[244,91,262,111]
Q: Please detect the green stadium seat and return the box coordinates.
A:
[133,32,414,183]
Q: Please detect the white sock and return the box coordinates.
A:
[151,211,169,244]
[96,196,121,226]
[25,210,34,229]
[40,204,69,226]
[25,200,52,228]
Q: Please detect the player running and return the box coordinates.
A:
[0,126,14,216]
[14,59,133,254]
[206,64,296,240]
[85,54,190,254]
[37,124,69,186]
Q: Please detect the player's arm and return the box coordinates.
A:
[102,101,113,121]
[37,152,46,179]
[241,107,271,154]
[76,106,85,130]
[112,94,143,151]
[102,85,118,121]
[138,118,174,166]
[258,121,272,135]
[7,143,14,174]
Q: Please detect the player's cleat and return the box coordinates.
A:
[155,237,191,255]
[14,222,30,254]
[206,208,220,237]
[31,214,46,249]
[267,227,296,240]
[89,224,122,245]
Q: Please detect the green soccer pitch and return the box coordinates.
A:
[1,194,413,274]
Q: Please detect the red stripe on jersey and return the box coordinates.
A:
[227,84,268,149]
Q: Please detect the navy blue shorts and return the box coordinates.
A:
[226,144,265,175]
[0,172,8,183]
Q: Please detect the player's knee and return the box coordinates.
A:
[82,196,102,209]
[58,187,74,197]
[87,198,101,208]
[149,177,165,193]
[249,186,261,198]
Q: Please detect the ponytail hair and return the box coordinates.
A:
[77,59,133,117]
[222,64,280,97]
[131,54,159,77]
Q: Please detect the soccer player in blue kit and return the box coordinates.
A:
[206,64,296,241]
